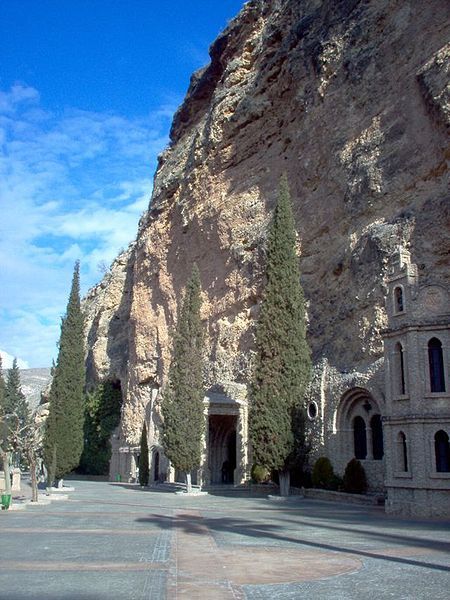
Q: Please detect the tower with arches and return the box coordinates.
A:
[382,247,450,517]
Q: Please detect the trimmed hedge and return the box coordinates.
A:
[343,458,367,494]
[251,464,270,484]
[312,457,335,489]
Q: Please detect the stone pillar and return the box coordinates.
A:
[235,405,248,485]
[202,411,211,486]
[130,454,137,483]
[338,428,353,474]
[0,471,5,492]
[11,468,21,491]
[366,424,374,460]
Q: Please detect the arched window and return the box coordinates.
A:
[428,338,445,393]
[353,416,367,460]
[371,414,384,460]
[435,430,450,473]
[395,342,406,395]
[394,286,404,313]
[398,431,408,472]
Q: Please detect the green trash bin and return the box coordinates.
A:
[1,494,12,510]
[115,474,121,482]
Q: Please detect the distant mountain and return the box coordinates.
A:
[2,368,52,411]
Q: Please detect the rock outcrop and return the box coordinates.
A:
[84,0,450,446]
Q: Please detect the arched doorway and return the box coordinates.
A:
[335,387,385,491]
[208,415,237,484]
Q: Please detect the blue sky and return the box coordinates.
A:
[0,0,246,368]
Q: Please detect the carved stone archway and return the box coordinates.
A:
[335,387,385,491]
[202,388,248,486]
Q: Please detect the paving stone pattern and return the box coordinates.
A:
[0,481,449,599]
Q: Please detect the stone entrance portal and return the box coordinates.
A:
[203,385,249,487]
[208,415,237,484]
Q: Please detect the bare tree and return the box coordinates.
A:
[4,409,44,502]
[0,429,12,496]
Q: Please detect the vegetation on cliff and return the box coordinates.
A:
[78,381,122,475]
[43,261,85,482]
[161,264,205,492]
[249,175,311,495]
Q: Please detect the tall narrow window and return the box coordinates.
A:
[371,414,384,460]
[398,431,408,472]
[428,338,445,393]
[394,287,404,313]
[434,430,450,473]
[353,416,367,460]
[153,451,160,482]
[395,342,406,395]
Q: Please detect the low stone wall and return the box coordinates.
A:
[303,487,385,506]
[386,487,450,518]
[0,469,21,492]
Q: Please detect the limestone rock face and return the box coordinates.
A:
[83,246,135,387]
[84,0,450,446]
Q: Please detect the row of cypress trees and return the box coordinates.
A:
[6,174,311,492]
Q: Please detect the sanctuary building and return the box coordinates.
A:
[109,248,449,518]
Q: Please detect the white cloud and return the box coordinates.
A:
[0,83,176,367]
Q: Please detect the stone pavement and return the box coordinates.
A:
[0,480,449,599]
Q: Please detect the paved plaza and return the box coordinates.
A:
[0,480,449,599]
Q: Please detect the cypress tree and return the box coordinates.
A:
[138,422,150,486]
[4,359,30,467]
[162,264,205,492]
[4,359,29,428]
[249,174,311,494]
[0,357,11,495]
[43,261,85,482]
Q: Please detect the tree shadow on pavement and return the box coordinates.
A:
[135,511,450,573]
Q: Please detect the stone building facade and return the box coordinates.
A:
[303,247,449,517]
[382,248,450,517]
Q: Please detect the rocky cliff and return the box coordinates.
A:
[84,0,450,446]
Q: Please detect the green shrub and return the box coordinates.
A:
[343,458,367,494]
[330,474,344,491]
[251,464,270,483]
[312,457,334,489]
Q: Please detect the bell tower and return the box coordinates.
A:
[382,247,450,517]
